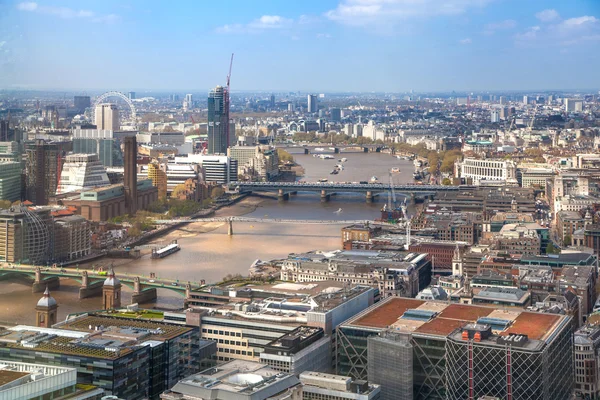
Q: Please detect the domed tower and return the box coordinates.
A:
[36,286,58,327]
[102,268,122,309]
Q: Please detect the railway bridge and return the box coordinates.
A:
[0,265,205,304]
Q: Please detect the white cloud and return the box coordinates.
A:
[459,38,472,44]
[483,19,516,35]
[535,9,560,22]
[325,0,493,27]
[17,2,38,11]
[515,14,599,47]
[16,2,118,23]
[216,15,292,34]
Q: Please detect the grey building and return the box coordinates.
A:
[208,86,230,155]
[161,360,302,400]
[300,371,380,400]
[367,332,412,400]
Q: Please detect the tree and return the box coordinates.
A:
[211,186,225,199]
[276,149,294,163]
[442,178,452,185]
[171,184,187,199]
[546,242,560,254]
[0,200,11,209]
[563,235,572,246]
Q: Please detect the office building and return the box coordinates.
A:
[457,158,518,186]
[367,331,412,400]
[128,91,136,100]
[565,98,584,112]
[56,154,110,195]
[0,141,21,163]
[25,139,71,205]
[185,284,374,365]
[300,372,381,400]
[145,162,167,199]
[161,360,302,400]
[523,95,529,105]
[72,129,131,167]
[0,360,104,400]
[0,205,50,264]
[73,96,91,113]
[174,154,237,184]
[0,120,9,142]
[574,325,600,399]
[519,167,554,189]
[123,136,137,214]
[308,94,318,113]
[259,326,331,375]
[0,161,22,202]
[138,162,203,198]
[229,145,279,181]
[208,86,230,154]
[330,108,341,122]
[94,103,119,131]
[280,250,431,298]
[337,297,573,399]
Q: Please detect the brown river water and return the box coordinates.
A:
[0,151,413,325]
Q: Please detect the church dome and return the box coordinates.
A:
[37,287,57,308]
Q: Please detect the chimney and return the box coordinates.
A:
[123,136,138,215]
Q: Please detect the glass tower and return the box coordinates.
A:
[207,86,229,155]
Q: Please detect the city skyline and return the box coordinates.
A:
[0,0,598,92]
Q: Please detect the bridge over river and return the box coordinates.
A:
[228,181,471,202]
[0,265,205,304]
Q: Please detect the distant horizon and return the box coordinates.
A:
[1,0,599,91]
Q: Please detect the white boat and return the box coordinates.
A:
[329,147,336,150]
[334,208,342,214]
[315,147,325,152]
[391,167,400,173]
[370,176,378,182]
[318,178,328,182]
[341,158,348,162]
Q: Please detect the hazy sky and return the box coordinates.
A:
[1,0,599,92]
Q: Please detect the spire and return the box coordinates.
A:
[453,244,461,261]
[37,285,57,308]
[43,285,50,297]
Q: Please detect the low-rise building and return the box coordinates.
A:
[0,361,104,400]
[160,360,303,400]
[280,250,431,298]
[472,287,531,308]
[300,371,380,400]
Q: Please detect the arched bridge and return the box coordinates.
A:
[228,181,470,203]
[0,265,205,303]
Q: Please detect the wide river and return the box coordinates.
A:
[0,151,413,325]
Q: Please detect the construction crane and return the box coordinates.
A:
[528,106,538,131]
[224,53,234,148]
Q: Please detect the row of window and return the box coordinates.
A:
[217,347,252,356]
[202,328,242,337]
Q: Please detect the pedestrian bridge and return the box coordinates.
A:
[0,265,204,303]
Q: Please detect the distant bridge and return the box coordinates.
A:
[0,265,204,303]
[282,144,385,154]
[228,181,469,202]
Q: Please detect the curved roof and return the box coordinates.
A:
[37,287,57,308]
[104,268,121,287]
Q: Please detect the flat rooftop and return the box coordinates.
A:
[58,314,194,341]
[0,370,28,387]
[343,297,568,341]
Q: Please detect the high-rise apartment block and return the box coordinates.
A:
[25,139,71,205]
[94,103,119,131]
[565,98,584,112]
[207,86,231,155]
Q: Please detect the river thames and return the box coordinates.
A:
[0,151,413,325]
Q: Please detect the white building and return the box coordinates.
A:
[565,98,584,112]
[94,103,119,131]
[56,153,110,194]
[491,110,500,123]
[300,372,381,400]
[520,167,554,189]
[456,158,518,186]
[173,154,237,183]
[0,360,103,400]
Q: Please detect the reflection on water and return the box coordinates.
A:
[0,152,411,325]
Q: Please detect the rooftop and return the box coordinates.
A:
[343,297,568,342]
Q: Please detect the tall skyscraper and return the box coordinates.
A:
[270,94,275,108]
[128,91,136,100]
[123,136,138,215]
[208,86,230,155]
[0,119,9,142]
[308,94,318,113]
[94,103,119,131]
